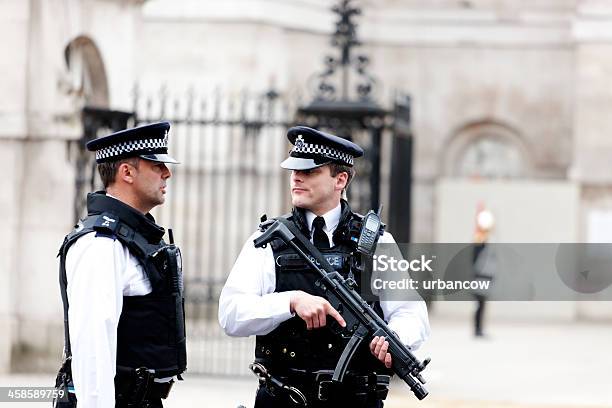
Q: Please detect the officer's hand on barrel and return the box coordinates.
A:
[370,336,393,368]
[290,291,347,330]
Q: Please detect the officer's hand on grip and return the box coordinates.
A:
[370,336,393,368]
[290,291,347,330]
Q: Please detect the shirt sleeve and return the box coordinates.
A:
[65,233,126,408]
[218,231,297,337]
[377,232,431,350]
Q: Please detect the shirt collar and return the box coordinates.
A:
[305,203,342,233]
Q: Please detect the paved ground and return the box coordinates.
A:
[2,319,611,407]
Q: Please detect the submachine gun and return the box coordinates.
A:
[253,213,431,400]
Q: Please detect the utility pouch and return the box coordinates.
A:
[52,356,77,408]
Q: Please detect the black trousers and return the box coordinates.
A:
[474,294,486,336]
[254,386,384,408]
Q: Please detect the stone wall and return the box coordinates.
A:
[0,0,144,373]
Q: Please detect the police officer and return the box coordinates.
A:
[57,122,186,408]
[219,126,430,408]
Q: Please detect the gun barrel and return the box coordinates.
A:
[412,383,428,400]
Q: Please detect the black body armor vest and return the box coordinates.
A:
[255,201,386,374]
[58,192,187,381]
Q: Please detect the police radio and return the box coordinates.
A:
[356,206,384,256]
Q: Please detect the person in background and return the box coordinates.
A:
[473,204,496,338]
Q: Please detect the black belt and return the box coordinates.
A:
[288,369,390,402]
[251,363,308,406]
[250,362,390,406]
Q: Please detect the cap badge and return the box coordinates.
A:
[295,135,305,150]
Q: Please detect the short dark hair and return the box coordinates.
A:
[329,162,355,191]
[98,157,140,188]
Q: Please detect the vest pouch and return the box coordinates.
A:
[146,245,183,295]
[53,356,77,408]
[150,245,186,371]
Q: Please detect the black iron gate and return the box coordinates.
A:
[73,89,412,376]
[135,88,294,375]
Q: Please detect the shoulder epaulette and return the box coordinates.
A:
[93,213,120,238]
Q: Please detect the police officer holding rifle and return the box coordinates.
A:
[219,126,430,407]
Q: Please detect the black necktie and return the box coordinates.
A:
[312,216,330,249]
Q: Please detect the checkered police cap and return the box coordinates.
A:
[291,136,355,166]
[86,121,179,164]
[280,126,364,171]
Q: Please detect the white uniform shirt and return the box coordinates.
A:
[218,204,430,350]
[65,230,152,408]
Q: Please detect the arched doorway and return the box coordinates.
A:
[443,121,532,180]
[64,35,109,108]
[64,36,134,219]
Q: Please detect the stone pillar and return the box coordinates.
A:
[572,0,612,319]
[11,0,80,371]
[0,0,144,371]
[0,0,33,374]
